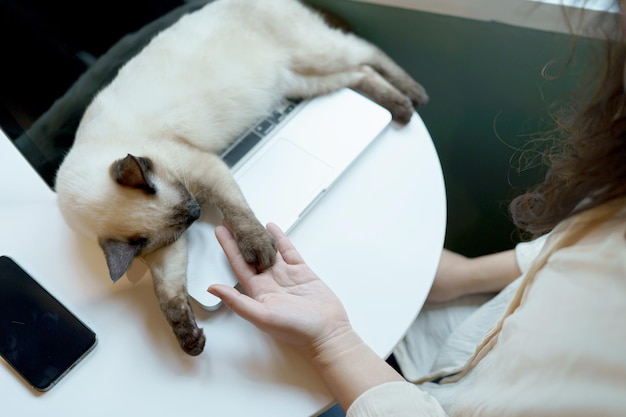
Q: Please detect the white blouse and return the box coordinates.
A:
[348,204,626,417]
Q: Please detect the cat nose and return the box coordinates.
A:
[186,201,201,225]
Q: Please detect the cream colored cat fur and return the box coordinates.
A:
[55,0,428,356]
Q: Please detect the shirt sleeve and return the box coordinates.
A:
[346,381,448,417]
[514,233,549,274]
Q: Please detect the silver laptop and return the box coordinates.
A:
[185,88,392,310]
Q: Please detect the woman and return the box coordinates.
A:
[208,2,626,415]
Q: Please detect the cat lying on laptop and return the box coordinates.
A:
[55,0,428,356]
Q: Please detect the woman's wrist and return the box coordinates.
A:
[309,325,362,367]
[306,326,406,411]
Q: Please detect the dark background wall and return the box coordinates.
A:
[306,0,601,256]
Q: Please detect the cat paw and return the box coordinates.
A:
[178,326,206,356]
[408,83,429,108]
[165,298,206,356]
[389,95,416,126]
[236,222,277,270]
[400,79,429,108]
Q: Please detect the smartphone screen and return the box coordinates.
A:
[0,256,97,391]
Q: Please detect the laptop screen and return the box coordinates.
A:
[0,0,211,189]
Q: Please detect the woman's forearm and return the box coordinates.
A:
[465,249,521,295]
[428,249,522,302]
[309,328,405,411]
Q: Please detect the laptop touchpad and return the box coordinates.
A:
[234,138,334,230]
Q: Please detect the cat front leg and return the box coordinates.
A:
[218,205,277,270]
[185,152,277,270]
[143,234,206,356]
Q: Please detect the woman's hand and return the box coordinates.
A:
[210,222,407,411]
[208,222,352,352]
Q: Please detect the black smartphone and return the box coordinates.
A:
[0,256,97,391]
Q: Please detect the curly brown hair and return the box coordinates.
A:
[510,8,626,237]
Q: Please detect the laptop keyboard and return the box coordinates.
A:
[221,97,303,168]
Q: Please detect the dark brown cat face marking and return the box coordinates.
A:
[110,154,157,194]
[99,154,201,281]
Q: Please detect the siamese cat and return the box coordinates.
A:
[55,0,428,356]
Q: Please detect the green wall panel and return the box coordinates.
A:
[306,0,601,256]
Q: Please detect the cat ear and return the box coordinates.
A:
[110,154,157,194]
[98,238,145,282]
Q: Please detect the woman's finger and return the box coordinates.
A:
[266,223,305,265]
[215,224,257,282]
[208,284,270,325]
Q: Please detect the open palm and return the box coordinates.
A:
[209,223,351,350]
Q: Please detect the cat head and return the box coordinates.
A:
[56,153,201,282]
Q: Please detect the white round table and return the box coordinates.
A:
[0,110,446,416]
